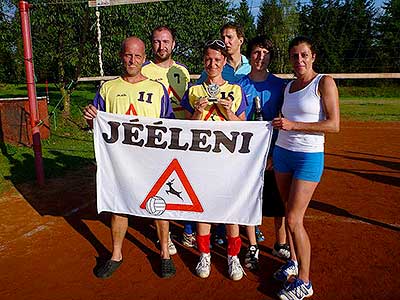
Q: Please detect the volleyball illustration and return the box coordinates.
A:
[145,196,166,216]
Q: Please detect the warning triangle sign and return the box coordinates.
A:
[140,159,203,212]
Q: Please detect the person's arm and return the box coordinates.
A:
[220,85,247,121]
[181,88,197,120]
[160,84,175,119]
[83,104,98,129]
[84,85,105,128]
[190,97,208,120]
[272,75,340,133]
[218,97,246,121]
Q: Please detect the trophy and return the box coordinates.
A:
[205,83,220,102]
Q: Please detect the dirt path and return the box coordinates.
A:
[0,121,399,300]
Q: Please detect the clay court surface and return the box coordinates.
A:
[0,120,399,300]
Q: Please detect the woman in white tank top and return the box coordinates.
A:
[271,36,340,300]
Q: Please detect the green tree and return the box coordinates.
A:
[299,0,378,73]
[342,0,377,72]
[257,0,299,73]
[299,0,345,72]
[0,0,23,82]
[375,0,400,72]
[24,0,230,116]
[143,0,231,74]
[30,1,95,117]
[233,0,256,47]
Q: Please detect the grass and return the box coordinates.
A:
[338,85,400,99]
[340,98,400,121]
[336,83,400,121]
[338,85,400,120]
[0,83,97,193]
[0,82,399,192]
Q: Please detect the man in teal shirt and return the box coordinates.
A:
[197,22,251,84]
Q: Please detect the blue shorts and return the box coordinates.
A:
[273,145,324,182]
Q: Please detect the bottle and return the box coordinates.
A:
[254,96,263,121]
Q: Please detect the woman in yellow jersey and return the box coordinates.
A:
[182,40,246,122]
[181,40,247,281]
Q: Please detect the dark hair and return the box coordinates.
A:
[220,22,245,40]
[203,40,228,57]
[288,35,316,55]
[151,25,176,41]
[246,35,274,62]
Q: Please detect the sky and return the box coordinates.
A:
[233,0,386,22]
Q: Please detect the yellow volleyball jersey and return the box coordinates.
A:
[181,82,247,121]
[93,77,174,119]
[142,61,190,119]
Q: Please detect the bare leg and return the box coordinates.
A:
[110,214,128,261]
[246,226,257,246]
[226,224,239,238]
[197,222,212,235]
[286,178,319,283]
[274,172,294,259]
[274,216,287,245]
[155,219,170,259]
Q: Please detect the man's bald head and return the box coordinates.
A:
[120,36,146,56]
[120,36,146,79]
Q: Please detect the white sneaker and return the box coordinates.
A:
[228,255,245,281]
[273,260,298,282]
[278,277,313,300]
[196,253,211,278]
[168,232,177,255]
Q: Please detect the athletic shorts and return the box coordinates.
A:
[273,145,324,182]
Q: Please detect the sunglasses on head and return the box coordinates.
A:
[205,39,226,49]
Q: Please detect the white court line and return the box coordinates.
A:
[22,225,50,238]
[0,221,54,252]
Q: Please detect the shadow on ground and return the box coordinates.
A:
[310,199,399,232]
[1,147,282,286]
[0,144,170,277]
[325,151,400,187]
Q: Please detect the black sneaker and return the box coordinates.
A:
[244,245,259,270]
[95,259,123,279]
[161,258,176,278]
[272,243,290,260]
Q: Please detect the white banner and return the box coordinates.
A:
[94,111,273,225]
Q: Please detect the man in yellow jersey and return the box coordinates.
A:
[83,36,176,279]
[142,25,194,249]
[142,25,190,119]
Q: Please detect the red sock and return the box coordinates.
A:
[196,234,211,254]
[227,236,241,256]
